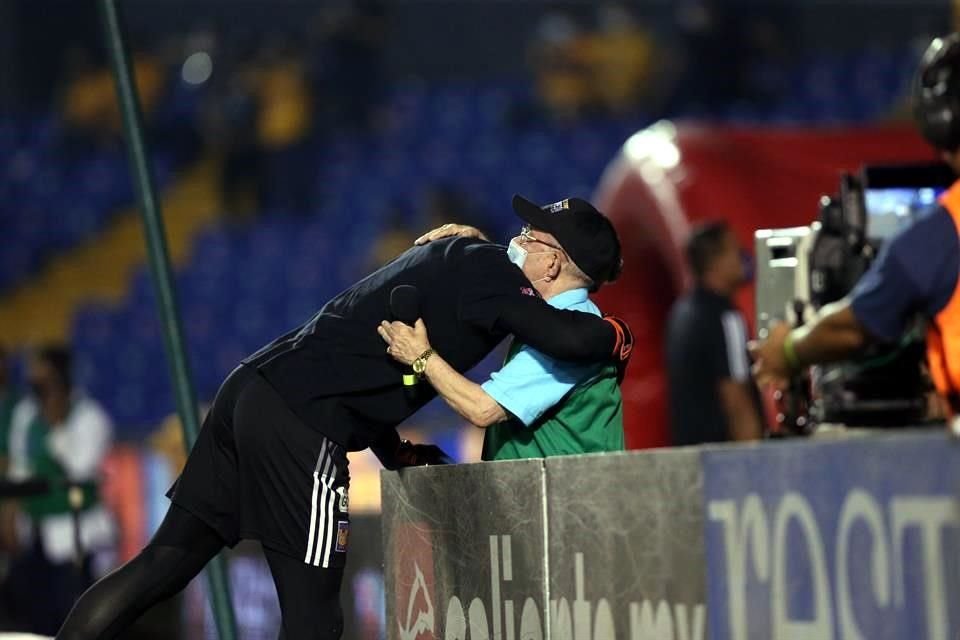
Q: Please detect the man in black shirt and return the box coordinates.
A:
[665,221,764,446]
[57,206,631,640]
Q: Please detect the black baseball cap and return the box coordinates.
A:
[512,194,623,288]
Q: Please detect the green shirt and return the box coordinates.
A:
[21,407,100,518]
[482,343,625,461]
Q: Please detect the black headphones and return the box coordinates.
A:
[914,33,960,152]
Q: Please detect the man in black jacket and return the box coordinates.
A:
[57,209,631,640]
[666,221,763,445]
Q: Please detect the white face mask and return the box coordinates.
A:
[507,239,528,269]
[507,239,556,284]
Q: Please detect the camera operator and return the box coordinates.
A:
[751,34,960,425]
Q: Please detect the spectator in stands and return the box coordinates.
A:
[665,222,764,445]
[668,0,745,114]
[527,12,593,123]
[522,6,661,123]
[315,0,388,132]
[252,37,315,213]
[61,47,165,150]
[207,65,264,220]
[381,196,627,460]
[587,4,655,117]
[1,345,115,636]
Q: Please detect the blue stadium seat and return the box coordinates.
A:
[0,89,195,293]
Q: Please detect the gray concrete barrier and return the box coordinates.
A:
[383,460,547,640]
[382,431,960,640]
[546,450,705,640]
[382,450,707,640]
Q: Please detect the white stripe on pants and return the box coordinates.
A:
[313,455,338,567]
[304,440,332,564]
[304,438,340,568]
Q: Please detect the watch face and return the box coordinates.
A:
[412,349,433,375]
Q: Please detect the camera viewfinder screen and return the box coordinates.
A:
[864,187,944,241]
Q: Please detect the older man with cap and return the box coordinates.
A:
[380,195,628,460]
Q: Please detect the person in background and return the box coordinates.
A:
[585,4,655,117]
[208,66,263,220]
[0,345,20,627]
[1,345,115,636]
[670,0,743,113]
[665,221,764,445]
[528,12,593,123]
[61,48,164,147]
[253,37,314,213]
[0,346,20,476]
[317,0,388,132]
[380,196,628,460]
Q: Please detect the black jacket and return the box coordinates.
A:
[243,237,619,450]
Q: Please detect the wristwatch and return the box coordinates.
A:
[412,348,436,379]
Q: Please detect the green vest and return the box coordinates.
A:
[0,391,19,457]
[482,342,625,461]
[22,410,99,518]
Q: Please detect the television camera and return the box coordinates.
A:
[754,162,955,433]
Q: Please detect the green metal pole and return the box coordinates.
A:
[98,2,239,639]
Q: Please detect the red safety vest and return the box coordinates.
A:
[927,180,960,414]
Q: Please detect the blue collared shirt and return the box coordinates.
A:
[481,287,602,427]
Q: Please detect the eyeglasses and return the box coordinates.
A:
[519,225,564,252]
